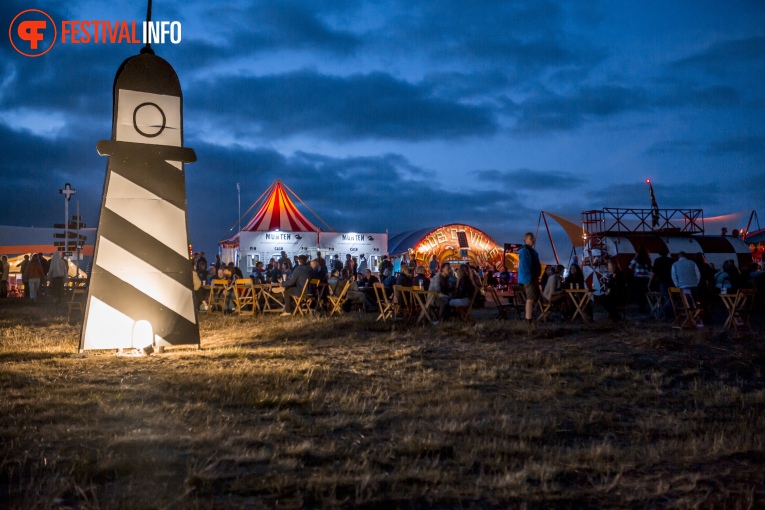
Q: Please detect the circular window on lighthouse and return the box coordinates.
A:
[133,102,166,138]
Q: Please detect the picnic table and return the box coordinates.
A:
[410,289,437,324]
[565,288,593,322]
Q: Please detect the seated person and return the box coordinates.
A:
[328,271,375,312]
[359,269,380,288]
[485,265,498,286]
[206,266,217,285]
[470,267,486,308]
[309,259,328,283]
[395,265,413,287]
[542,265,567,309]
[412,265,431,290]
[714,265,732,293]
[280,261,292,280]
[600,260,627,320]
[250,262,267,284]
[269,264,283,284]
[431,263,454,321]
[449,264,475,309]
[498,267,511,288]
[381,268,396,294]
[281,255,311,315]
[564,263,585,289]
[227,262,243,279]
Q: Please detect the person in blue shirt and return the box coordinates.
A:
[517,232,541,323]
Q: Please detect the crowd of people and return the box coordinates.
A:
[520,239,765,323]
[0,252,71,304]
[4,243,763,327]
[197,250,496,323]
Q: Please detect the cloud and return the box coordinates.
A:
[181,1,362,57]
[0,122,105,228]
[187,70,498,141]
[585,181,724,210]
[472,168,585,189]
[706,136,765,156]
[512,85,649,133]
[673,37,765,78]
[511,82,740,134]
[644,139,697,156]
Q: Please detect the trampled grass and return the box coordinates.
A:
[1,300,764,508]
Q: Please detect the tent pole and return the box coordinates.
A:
[219,181,275,243]
[281,181,335,232]
[541,212,559,265]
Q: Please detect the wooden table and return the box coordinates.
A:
[645,291,665,319]
[719,292,741,329]
[410,289,437,324]
[565,288,593,322]
[259,284,286,312]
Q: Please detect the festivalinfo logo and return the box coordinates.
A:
[9,9,182,57]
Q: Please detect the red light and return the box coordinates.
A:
[646,178,651,183]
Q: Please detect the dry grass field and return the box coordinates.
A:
[1,300,764,508]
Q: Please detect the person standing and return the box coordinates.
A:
[47,252,69,304]
[357,254,368,275]
[671,251,700,292]
[18,255,30,298]
[429,254,439,278]
[650,247,674,319]
[0,256,9,298]
[344,254,355,278]
[628,246,652,313]
[26,254,46,303]
[196,252,208,282]
[518,232,542,324]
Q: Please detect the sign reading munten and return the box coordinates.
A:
[319,232,388,255]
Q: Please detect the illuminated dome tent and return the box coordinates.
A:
[389,224,507,268]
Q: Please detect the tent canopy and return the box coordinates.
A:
[544,210,755,246]
[389,223,505,267]
[220,180,327,248]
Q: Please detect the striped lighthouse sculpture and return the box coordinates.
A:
[79,41,199,352]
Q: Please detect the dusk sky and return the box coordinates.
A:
[2,1,764,260]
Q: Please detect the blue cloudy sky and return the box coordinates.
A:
[2,0,764,259]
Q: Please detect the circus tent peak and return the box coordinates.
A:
[242,180,320,233]
[219,180,330,247]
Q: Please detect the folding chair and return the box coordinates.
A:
[261,284,285,313]
[511,285,527,319]
[327,279,351,317]
[731,289,755,330]
[207,279,229,313]
[233,280,255,315]
[486,285,512,320]
[67,287,87,323]
[392,285,413,320]
[292,279,320,316]
[536,298,553,322]
[668,287,703,329]
[373,282,394,322]
[453,287,479,323]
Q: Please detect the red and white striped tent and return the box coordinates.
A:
[241,180,320,234]
[219,180,328,266]
[220,180,321,248]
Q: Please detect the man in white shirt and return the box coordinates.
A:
[671,251,700,290]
